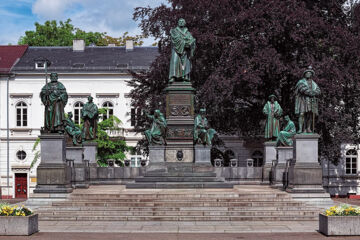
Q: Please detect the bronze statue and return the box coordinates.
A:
[295,66,321,133]
[169,18,196,83]
[276,115,296,146]
[194,109,216,146]
[40,73,68,133]
[144,110,167,145]
[263,94,282,141]
[64,112,82,145]
[81,96,98,140]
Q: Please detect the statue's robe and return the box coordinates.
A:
[276,120,296,146]
[194,115,216,146]
[64,117,82,145]
[145,113,167,145]
[263,101,282,139]
[81,102,98,140]
[40,81,68,132]
[295,78,321,115]
[169,26,196,81]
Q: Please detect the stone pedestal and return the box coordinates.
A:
[286,134,324,193]
[34,134,72,193]
[83,142,98,166]
[165,82,195,163]
[271,146,293,189]
[66,146,88,189]
[149,145,165,163]
[262,141,277,184]
[194,145,211,165]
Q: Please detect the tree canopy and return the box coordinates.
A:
[18,19,144,46]
[128,0,360,162]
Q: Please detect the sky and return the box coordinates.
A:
[0,0,167,46]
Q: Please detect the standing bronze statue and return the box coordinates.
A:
[64,112,82,145]
[144,110,167,145]
[194,109,216,146]
[81,96,98,141]
[295,66,321,133]
[40,73,68,133]
[276,115,296,146]
[169,18,196,83]
[263,94,282,141]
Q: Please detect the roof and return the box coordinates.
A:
[12,46,159,74]
[0,45,28,74]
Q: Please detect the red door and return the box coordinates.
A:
[15,173,27,199]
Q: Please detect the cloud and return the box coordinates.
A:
[32,0,80,19]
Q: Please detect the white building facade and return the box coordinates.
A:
[0,41,158,198]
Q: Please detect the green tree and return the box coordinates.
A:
[96,108,131,166]
[97,32,144,46]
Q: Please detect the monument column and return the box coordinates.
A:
[165,82,195,163]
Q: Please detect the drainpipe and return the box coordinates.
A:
[6,74,10,196]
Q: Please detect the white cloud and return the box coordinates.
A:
[32,0,80,19]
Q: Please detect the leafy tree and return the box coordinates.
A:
[96,108,131,166]
[18,19,144,47]
[128,0,360,163]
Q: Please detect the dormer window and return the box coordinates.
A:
[35,62,45,69]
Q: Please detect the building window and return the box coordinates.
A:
[35,62,45,69]
[74,102,84,125]
[345,149,357,175]
[252,150,263,167]
[16,150,27,161]
[131,108,142,126]
[130,156,142,167]
[16,102,27,127]
[102,102,114,120]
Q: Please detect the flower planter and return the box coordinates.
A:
[0,214,38,236]
[319,213,360,236]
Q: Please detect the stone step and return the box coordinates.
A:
[36,206,319,211]
[38,215,318,221]
[145,172,217,177]
[38,210,318,217]
[126,182,235,189]
[64,198,294,203]
[51,201,305,207]
[135,177,225,182]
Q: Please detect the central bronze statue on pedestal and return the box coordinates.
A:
[169,18,196,83]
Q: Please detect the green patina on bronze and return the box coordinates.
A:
[81,96,98,141]
[145,110,167,145]
[64,112,82,145]
[295,66,321,133]
[263,94,282,140]
[40,73,68,133]
[276,115,296,146]
[169,18,196,83]
[194,108,216,146]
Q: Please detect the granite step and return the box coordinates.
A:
[145,172,217,177]
[134,177,225,182]
[126,182,235,189]
[38,215,318,221]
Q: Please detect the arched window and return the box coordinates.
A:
[252,150,263,167]
[102,101,114,120]
[345,149,357,175]
[16,150,27,161]
[73,102,84,125]
[16,102,27,127]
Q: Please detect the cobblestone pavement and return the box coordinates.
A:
[36,220,319,233]
[332,197,360,206]
[0,232,359,240]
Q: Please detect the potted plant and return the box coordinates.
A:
[0,202,38,235]
[319,204,360,236]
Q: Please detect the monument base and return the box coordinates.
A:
[66,146,89,189]
[262,141,277,184]
[149,145,165,163]
[34,134,73,194]
[194,145,211,166]
[165,145,194,163]
[83,142,98,167]
[271,146,293,189]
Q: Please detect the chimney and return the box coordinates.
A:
[73,39,85,52]
[125,40,134,51]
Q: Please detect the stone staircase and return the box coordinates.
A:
[35,185,320,221]
[126,163,235,189]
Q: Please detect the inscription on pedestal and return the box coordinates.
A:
[169,94,191,105]
[167,128,193,139]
